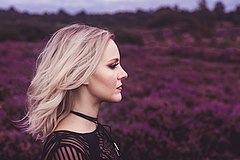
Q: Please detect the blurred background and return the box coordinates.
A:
[0,0,240,159]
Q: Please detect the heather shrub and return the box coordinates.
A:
[101,97,240,159]
[99,45,240,159]
[0,49,7,56]
[153,30,165,41]
[0,129,41,160]
[0,30,240,159]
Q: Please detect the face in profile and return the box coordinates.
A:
[86,39,128,103]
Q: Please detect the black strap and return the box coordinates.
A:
[71,111,100,159]
[70,110,98,124]
[70,110,126,160]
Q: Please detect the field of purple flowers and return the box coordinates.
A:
[0,26,240,159]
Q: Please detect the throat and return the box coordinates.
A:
[70,110,98,124]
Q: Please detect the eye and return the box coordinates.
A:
[108,63,119,69]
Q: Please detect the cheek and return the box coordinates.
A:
[92,68,117,90]
[97,72,116,88]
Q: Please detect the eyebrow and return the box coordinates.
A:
[108,58,119,63]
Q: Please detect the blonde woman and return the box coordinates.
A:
[23,24,128,160]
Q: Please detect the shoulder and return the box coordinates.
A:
[41,131,90,160]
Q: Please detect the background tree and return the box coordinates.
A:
[214,1,225,20]
[198,0,209,11]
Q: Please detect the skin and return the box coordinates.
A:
[55,39,128,133]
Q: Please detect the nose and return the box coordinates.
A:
[118,65,128,80]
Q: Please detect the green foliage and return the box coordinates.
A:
[198,0,209,11]
[228,6,240,25]
[114,29,144,46]
[214,1,225,20]
[0,3,239,41]
[146,8,181,28]
[218,37,232,48]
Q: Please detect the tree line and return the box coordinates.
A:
[0,0,239,44]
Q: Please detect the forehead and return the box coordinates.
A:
[101,39,120,62]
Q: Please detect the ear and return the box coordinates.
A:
[82,78,89,85]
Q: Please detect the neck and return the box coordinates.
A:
[72,104,99,118]
[72,86,101,118]
[70,111,98,124]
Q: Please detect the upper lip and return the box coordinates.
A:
[117,84,122,89]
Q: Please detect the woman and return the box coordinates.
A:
[23,24,128,160]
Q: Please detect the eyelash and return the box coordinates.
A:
[109,63,119,69]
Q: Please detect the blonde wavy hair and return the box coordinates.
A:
[23,24,114,141]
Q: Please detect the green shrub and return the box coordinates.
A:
[114,29,144,46]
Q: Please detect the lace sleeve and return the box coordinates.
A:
[43,144,88,160]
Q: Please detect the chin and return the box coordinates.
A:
[107,95,122,103]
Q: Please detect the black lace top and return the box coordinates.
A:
[41,125,122,160]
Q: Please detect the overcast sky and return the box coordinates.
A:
[0,0,239,14]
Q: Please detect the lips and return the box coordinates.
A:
[117,86,122,90]
[117,84,122,90]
